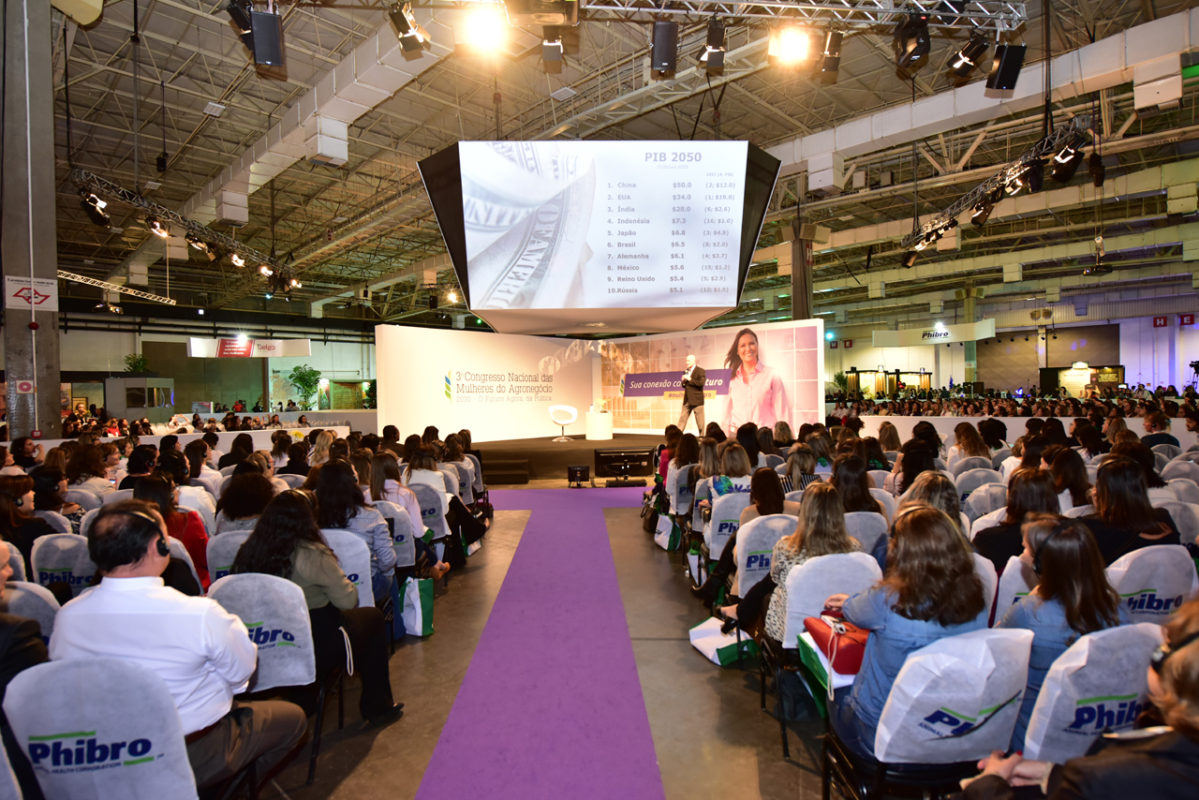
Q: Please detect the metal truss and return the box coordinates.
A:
[899,117,1092,250]
[57,271,178,306]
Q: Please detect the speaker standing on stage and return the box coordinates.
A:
[678,354,707,433]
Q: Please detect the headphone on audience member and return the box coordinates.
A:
[107,507,171,557]
[1031,519,1068,575]
[1152,630,1199,674]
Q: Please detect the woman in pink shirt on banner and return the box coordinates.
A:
[723,327,789,432]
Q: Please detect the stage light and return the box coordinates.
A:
[146,216,170,239]
[948,33,988,82]
[80,191,109,227]
[901,250,918,268]
[825,330,835,341]
[768,25,812,66]
[258,265,273,277]
[388,2,431,54]
[289,277,301,289]
[460,6,509,55]
[892,13,930,76]
[542,26,564,73]
[230,253,246,267]
[447,289,459,303]
[819,30,843,83]
[971,201,993,226]
[1025,158,1044,194]
[699,18,726,74]
[225,0,252,36]
[185,233,209,254]
[1050,143,1084,183]
[650,20,678,78]
[1088,151,1106,187]
[197,308,205,316]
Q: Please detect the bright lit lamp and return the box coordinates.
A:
[460,6,509,54]
[768,26,812,66]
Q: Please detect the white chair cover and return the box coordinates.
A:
[277,473,306,488]
[29,534,95,597]
[63,489,101,511]
[993,555,1036,618]
[952,457,995,479]
[1064,504,1094,518]
[972,553,999,622]
[453,463,474,505]
[1105,545,1197,624]
[873,628,1034,764]
[1155,500,1199,545]
[964,483,1008,524]
[692,477,712,534]
[734,515,795,596]
[205,531,250,583]
[1022,623,1162,763]
[866,470,891,492]
[32,509,73,534]
[466,454,484,493]
[991,449,1012,470]
[1162,460,1199,483]
[869,488,897,523]
[6,542,26,583]
[764,454,784,469]
[219,465,237,476]
[409,484,451,544]
[177,502,215,541]
[321,529,374,607]
[970,507,1007,541]
[207,573,317,691]
[780,552,881,650]
[165,537,202,589]
[1169,478,1199,505]
[374,500,416,569]
[4,658,199,799]
[784,489,805,505]
[2,580,60,642]
[100,489,135,506]
[706,493,750,555]
[437,466,460,499]
[1151,443,1181,460]
[844,511,889,555]
[956,469,1004,500]
[674,465,695,518]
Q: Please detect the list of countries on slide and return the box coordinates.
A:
[459,141,747,310]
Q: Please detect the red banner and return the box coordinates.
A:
[844,339,854,349]
[216,338,255,357]
[1153,316,1168,328]
[1181,313,1195,326]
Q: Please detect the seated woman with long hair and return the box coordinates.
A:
[0,475,55,576]
[830,455,884,516]
[313,459,396,602]
[402,447,446,492]
[217,432,255,469]
[877,421,902,456]
[969,595,1199,798]
[215,472,276,534]
[30,467,84,534]
[369,452,449,580]
[1082,457,1180,565]
[1110,441,1175,505]
[973,468,1061,571]
[230,490,402,728]
[892,438,937,495]
[133,474,210,589]
[855,437,890,472]
[806,432,834,474]
[996,514,1127,749]
[278,441,312,476]
[947,423,991,468]
[773,420,794,450]
[65,445,114,497]
[1050,447,1091,513]
[657,425,682,480]
[826,505,987,759]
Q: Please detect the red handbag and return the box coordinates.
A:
[803,614,869,674]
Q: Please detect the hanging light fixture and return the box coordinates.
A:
[230,253,246,267]
[80,191,110,227]
[146,216,170,239]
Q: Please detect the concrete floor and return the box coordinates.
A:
[264,494,828,800]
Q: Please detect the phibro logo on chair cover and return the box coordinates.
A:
[27,730,156,772]
[244,621,297,648]
[37,568,91,587]
[1068,694,1143,733]
[1121,588,1184,615]
[920,694,1019,738]
[745,550,772,571]
[716,521,738,535]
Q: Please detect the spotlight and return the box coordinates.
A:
[80,191,110,227]
[892,13,930,76]
[206,244,225,263]
[289,277,301,289]
[258,265,273,277]
[768,25,812,66]
[650,20,678,78]
[1050,143,1084,183]
[699,18,726,74]
[948,33,988,82]
[971,201,993,226]
[146,217,170,239]
[388,2,430,55]
[185,233,209,254]
[225,0,252,36]
[901,250,918,268]
[819,30,843,83]
[447,289,459,304]
[1088,151,1106,187]
[460,6,509,55]
[542,26,564,72]
[1025,158,1044,194]
[197,308,206,316]
[230,253,246,267]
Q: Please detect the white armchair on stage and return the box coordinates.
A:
[549,404,578,442]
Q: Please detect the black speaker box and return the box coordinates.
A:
[985,44,1025,91]
[250,11,285,67]
[651,21,678,74]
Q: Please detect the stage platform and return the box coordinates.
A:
[477,434,661,488]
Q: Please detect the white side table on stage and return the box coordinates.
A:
[585,411,613,441]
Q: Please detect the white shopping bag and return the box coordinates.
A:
[688,617,758,666]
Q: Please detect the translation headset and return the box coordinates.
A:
[1151,630,1199,675]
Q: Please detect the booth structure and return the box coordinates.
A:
[104,377,175,423]
[845,368,933,400]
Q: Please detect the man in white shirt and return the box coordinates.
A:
[49,501,306,790]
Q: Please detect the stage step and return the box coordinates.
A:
[483,458,529,485]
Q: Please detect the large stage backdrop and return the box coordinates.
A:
[599,319,825,434]
[376,319,824,443]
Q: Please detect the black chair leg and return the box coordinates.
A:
[306,684,328,785]
[777,665,790,759]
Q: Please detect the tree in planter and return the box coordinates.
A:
[288,365,322,411]
[124,353,150,373]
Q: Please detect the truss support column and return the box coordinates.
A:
[790,217,813,321]
[963,281,978,389]
[2,0,60,438]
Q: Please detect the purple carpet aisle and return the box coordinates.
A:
[416,487,665,800]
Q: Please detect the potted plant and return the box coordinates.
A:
[287,365,322,411]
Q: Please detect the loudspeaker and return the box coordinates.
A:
[650,21,678,75]
[249,10,285,67]
[985,44,1025,91]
